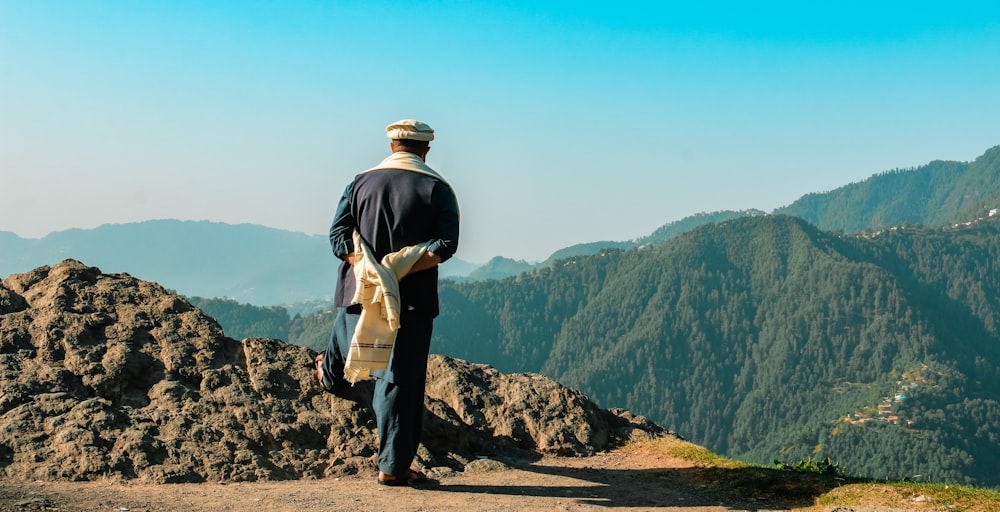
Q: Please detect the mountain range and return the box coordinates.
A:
[468,145,1000,279]
[4,145,997,305]
[0,221,478,307]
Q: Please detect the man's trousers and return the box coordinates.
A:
[324,306,434,476]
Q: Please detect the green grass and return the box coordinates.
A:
[635,437,1000,511]
[820,482,1000,512]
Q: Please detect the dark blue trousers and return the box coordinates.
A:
[323,307,434,476]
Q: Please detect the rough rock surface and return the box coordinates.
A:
[0,260,668,483]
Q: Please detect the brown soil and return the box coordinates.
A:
[1,441,847,512]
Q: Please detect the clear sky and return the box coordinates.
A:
[2,1,998,263]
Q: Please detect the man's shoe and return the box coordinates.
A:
[377,469,430,486]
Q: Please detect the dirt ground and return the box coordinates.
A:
[0,441,847,512]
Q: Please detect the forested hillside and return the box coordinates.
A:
[634,209,768,247]
[432,215,1000,487]
[775,145,1000,232]
[187,297,293,340]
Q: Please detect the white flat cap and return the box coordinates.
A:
[386,119,434,141]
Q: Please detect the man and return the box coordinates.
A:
[317,119,460,486]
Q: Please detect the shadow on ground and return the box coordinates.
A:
[430,461,844,510]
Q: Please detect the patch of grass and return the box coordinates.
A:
[774,456,843,476]
[631,437,1000,511]
[646,437,749,469]
[821,482,1000,512]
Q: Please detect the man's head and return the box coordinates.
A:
[386,119,433,159]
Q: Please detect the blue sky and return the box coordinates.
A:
[2,1,998,263]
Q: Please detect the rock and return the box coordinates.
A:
[463,457,511,473]
[0,260,670,482]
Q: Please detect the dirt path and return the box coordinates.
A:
[0,444,842,512]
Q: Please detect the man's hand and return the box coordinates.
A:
[346,250,439,274]
[407,251,442,275]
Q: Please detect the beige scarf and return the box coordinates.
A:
[343,231,429,383]
[362,151,448,183]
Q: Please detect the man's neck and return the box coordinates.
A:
[392,149,426,161]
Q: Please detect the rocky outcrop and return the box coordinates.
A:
[0,260,667,483]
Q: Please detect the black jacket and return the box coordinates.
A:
[329,167,459,315]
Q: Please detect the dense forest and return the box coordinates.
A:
[187,297,293,341]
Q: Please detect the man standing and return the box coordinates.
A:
[318,119,460,486]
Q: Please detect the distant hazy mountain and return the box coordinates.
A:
[0,221,334,305]
[454,256,536,282]
[0,220,477,306]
